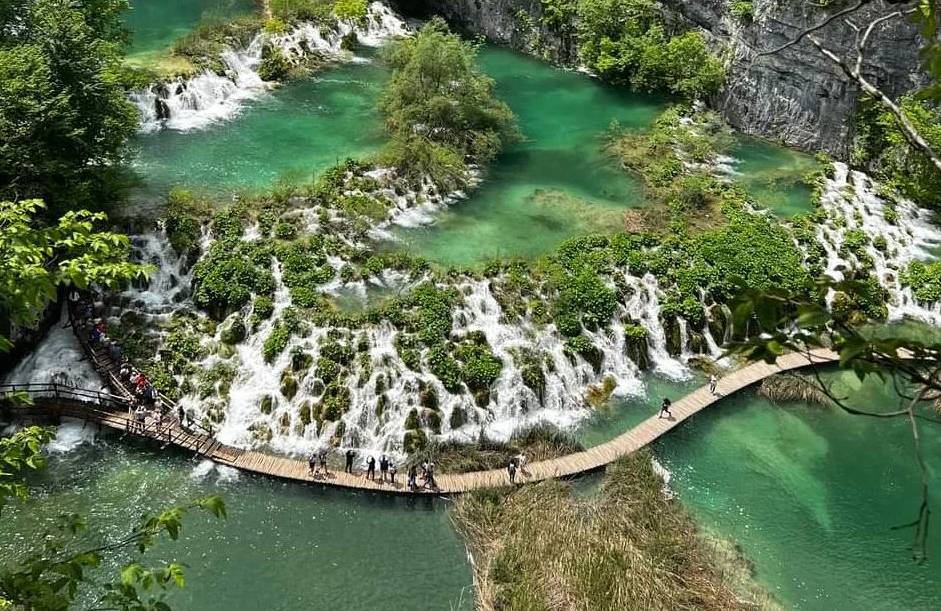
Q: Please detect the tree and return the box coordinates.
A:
[0,0,139,216]
[378,18,516,185]
[0,427,227,609]
[729,278,941,562]
[0,199,149,353]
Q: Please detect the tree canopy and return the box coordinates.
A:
[0,199,148,352]
[0,0,138,216]
[378,18,517,187]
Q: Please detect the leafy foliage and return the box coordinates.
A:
[0,199,149,352]
[0,0,139,215]
[379,18,516,187]
[576,0,725,98]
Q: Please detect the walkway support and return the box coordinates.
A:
[2,341,838,494]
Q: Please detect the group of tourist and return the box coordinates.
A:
[658,374,721,420]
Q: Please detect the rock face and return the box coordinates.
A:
[399,0,927,157]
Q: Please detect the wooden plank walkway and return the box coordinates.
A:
[4,324,838,493]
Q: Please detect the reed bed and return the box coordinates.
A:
[412,423,583,474]
[452,451,765,611]
[758,373,834,408]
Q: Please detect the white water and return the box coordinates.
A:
[190,265,692,459]
[815,162,941,324]
[3,308,104,391]
[131,3,408,132]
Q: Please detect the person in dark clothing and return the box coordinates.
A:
[379,454,389,482]
[308,452,317,475]
[319,448,329,474]
[389,461,397,485]
[507,459,517,484]
[407,464,418,491]
[659,397,672,419]
[177,405,185,426]
[345,449,356,473]
[366,455,376,481]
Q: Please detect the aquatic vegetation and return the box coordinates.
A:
[452,451,750,610]
[759,374,834,408]
[901,260,941,304]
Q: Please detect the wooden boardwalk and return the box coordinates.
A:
[3,315,838,493]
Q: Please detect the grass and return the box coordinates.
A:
[758,373,833,408]
[410,422,582,474]
[451,450,767,611]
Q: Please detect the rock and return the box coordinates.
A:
[219,314,246,345]
[403,429,427,453]
[259,394,275,415]
[413,0,926,156]
[280,372,298,400]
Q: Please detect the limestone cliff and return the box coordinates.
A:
[396,0,927,157]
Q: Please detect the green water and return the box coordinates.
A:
[730,137,817,217]
[124,0,256,58]
[652,372,941,609]
[388,47,661,267]
[131,60,389,200]
[0,432,471,610]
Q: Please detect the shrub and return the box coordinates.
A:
[258,44,291,81]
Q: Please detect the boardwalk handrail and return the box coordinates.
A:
[0,383,130,411]
[3,325,843,493]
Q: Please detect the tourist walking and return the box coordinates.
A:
[308,452,318,475]
[379,454,389,482]
[424,462,436,490]
[389,460,397,485]
[177,405,185,426]
[658,397,672,419]
[709,374,719,396]
[407,464,418,491]
[515,453,528,474]
[345,448,356,473]
[366,455,376,481]
[507,458,517,484]
[319,447,329,474]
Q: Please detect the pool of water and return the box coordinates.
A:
[124,0,257,60]
[728,137,817,218]
[387,47,662,267]
[652,372,941,609]
[130,57,389,200]
[0,428,472,610]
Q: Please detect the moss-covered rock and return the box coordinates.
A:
[259,394,275,415]
[449,407,466,430]
[298,400,312,425]
[623,322,649,370]
[405,407,420,431]
[280,372,298,400]
[403,428,427,453]
[423,409,442,434]
[219,313,247,344]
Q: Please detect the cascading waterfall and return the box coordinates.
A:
[181,266,692,459]
[131,2,408,132]
[2,308,104,391]
[815,162,941,324]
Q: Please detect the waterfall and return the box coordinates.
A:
[131,2,409,133]
[2,307,104,391]
[121,231,193,312]
[622,273,690,380]
[815,162,941,324]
